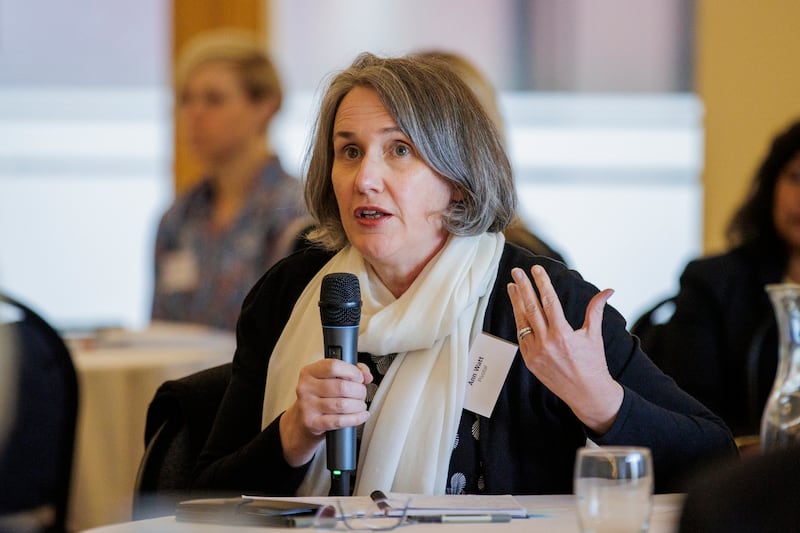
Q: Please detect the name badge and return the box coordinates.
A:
[159,248,200,293]
[464,332,518,418]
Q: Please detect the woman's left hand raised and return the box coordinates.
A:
[507,265,623,435]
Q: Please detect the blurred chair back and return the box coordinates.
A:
[630,296,676,348]
[132,362,231,520]
[635,295,776,442]
[0,292,78,533]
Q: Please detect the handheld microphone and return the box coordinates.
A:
[319,272,361,496]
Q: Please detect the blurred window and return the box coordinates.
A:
[0,0,171,329]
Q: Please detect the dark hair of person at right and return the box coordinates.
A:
[726,118,800,255]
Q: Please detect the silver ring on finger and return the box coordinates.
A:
[517,326,533,341]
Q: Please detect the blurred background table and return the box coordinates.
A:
[66,322,235,532]
[79,494,685,532]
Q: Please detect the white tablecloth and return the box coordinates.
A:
[79,494,685,532]
[66,322,235,533]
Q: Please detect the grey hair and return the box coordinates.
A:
[304,52,516,251]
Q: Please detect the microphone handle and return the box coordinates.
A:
[323,325,358,474]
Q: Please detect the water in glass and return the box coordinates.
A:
[574,446,653,533]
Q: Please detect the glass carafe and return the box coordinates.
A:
[760,283,800,452]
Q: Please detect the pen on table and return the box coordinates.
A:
[410,514,513,523]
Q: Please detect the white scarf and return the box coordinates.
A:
[262,233,505,495]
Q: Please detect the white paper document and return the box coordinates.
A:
[391,493,528,517]
[243,493,528,519]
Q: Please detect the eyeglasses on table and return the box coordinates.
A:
[312,496,412,531]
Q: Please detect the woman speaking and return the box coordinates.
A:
[193,53,735,497]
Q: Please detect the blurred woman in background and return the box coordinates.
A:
[151,29,308,330]
[641,118,800,437]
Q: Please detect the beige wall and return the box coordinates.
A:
[172,0,265,194]
[696,0,800,254]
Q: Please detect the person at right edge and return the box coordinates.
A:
[192,52,735,499]
[641,118,800,438]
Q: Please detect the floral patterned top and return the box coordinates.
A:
[151,157,307,330]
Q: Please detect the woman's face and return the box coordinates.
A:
[773,153,800,251]
[179,62,267,164]
[331,86,455,282]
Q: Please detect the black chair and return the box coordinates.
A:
[630,296,676,347]
[0,292,78,533]
[635,294,776,439]
[132,362,232,520]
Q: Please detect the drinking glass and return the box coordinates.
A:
[574,446,653,533]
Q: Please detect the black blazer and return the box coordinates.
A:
[641,241,784,436]
[193,243,735,496]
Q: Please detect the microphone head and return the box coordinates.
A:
[319,273,362,327]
